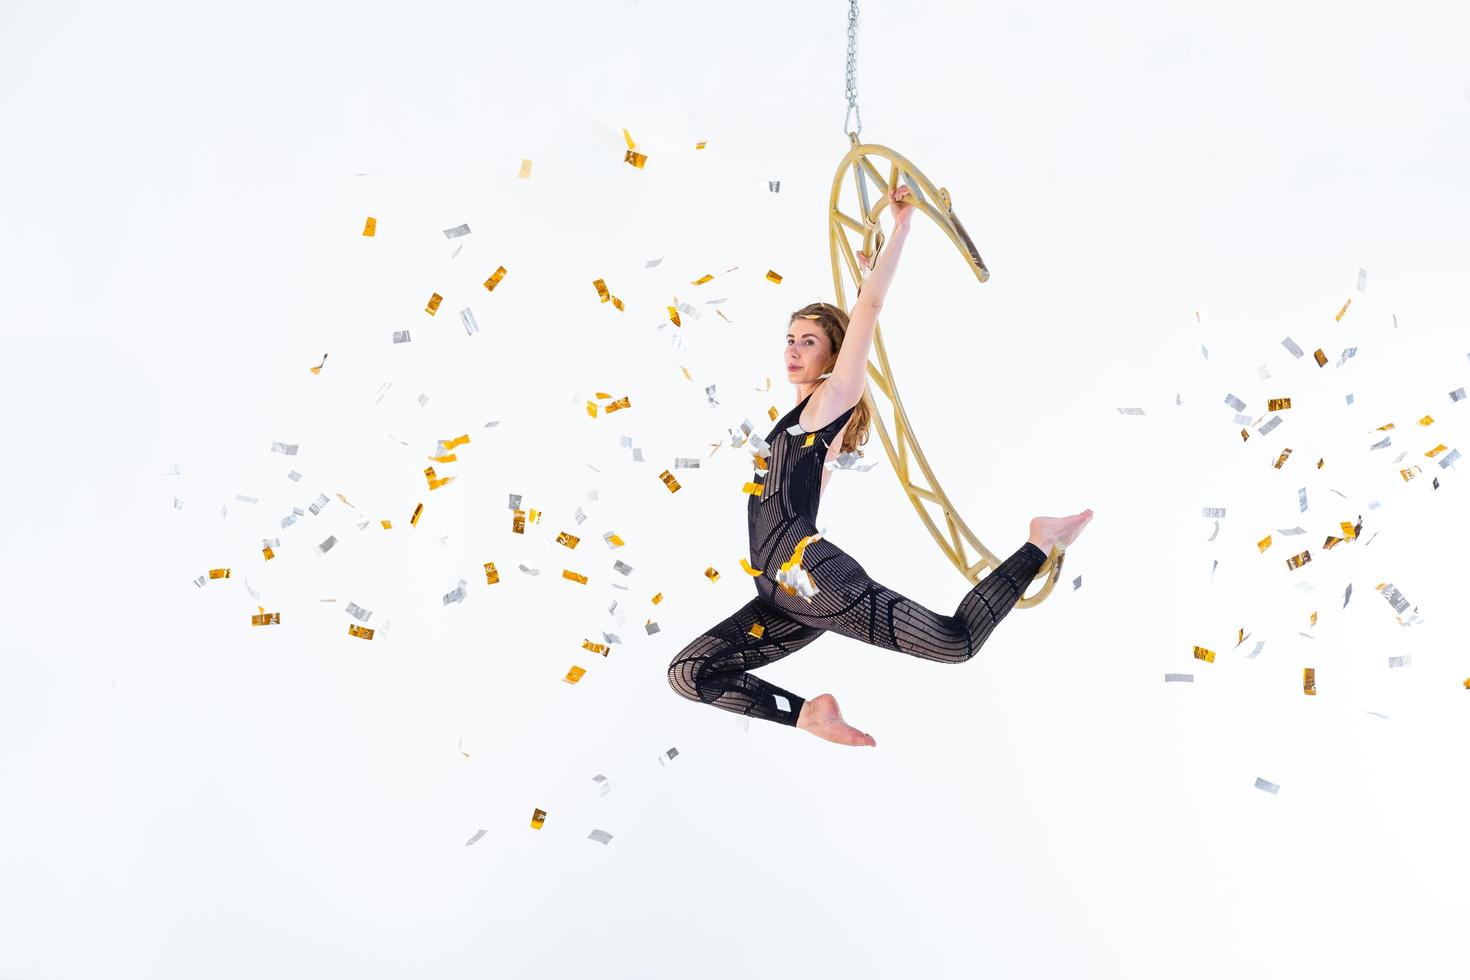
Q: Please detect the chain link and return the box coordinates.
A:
[844,0,861,138]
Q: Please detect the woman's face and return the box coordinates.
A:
[786,321,833,383]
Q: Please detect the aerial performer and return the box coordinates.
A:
[668,183,1094,747]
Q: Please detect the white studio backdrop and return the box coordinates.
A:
[2,1,1468,978]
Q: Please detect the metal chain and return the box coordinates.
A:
[844,0,861,139]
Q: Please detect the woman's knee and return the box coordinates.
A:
[667,648,705,701]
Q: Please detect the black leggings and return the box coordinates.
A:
[667,537,1050,726]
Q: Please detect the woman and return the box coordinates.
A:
[667,185,1094,747]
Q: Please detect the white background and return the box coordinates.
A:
[3,1,1469,977]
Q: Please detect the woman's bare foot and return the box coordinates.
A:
[1027,508,1094,554]
[796,693,876,747]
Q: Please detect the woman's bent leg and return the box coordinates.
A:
[667,597,826,725]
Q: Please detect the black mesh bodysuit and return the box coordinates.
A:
[667,389,1050,726]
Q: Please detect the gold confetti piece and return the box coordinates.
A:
[425,292,443,316]
[1257,535,1272,552]
[251,611,281,626]
[741,481,765,496]
[1235,628,1251,647]
[310,353,328,375]
[624,148,647,168]
[209,568,231,579]
[1273,449,1292,469]
[484,561,500,585]
[651,592,663,605]
[1313,348,1328,367]
[428,453,458,463]
[592,279,612,303]
[1267,397,1291,411]
[753,456,768,472]
[1335,298,1351,321]
[1426,443,1449,457]
[362,217,377,236]
[335,493,355,508]
[1400,466,1421,482]
[531,807,548,828]
[748,623,765,639]
[716,309,730,323]
[695,139,707,149]
[704,567,721,583]
[668,305,681,327]
[1193,645,1216,664]
[1340,521,1358,540]
[1239,428,1250,442]
[518,159,532,179]
[483,266,508,292]
[1304,667,1316,695]
[512,510,526,534]
[765,270,783,284]
[585,401,599,418]
[691,274,714,285]
[1286,550,1312,570]
[562,570,588,585]
[262,546,275,561]
[802,433,817,448]
[562,667,585,686]
[1310,611,1318,627]
[659,470,682,493]
[349,624,375,640]
[424,466,455,491]
[1317,458,1325,469]
[622,128,637,150]
[410,503,424,527]
[605,533,625,547]
[1375,421,1396,431]
[605,395,631,413]
[740,557,763,576]
[380,519,392,529]
[557,531,580,549]
[1418,415,1435,426]
[583,640,610,657]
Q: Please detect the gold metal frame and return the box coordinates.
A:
[828,132,1062,607]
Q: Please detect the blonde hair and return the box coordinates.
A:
[789,301,873,457]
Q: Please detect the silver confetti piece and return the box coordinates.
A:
[281,513,300,529]
[600,631,621,645]
[1201,507,1226,519]
[346,601,372,622]
[508,493,522,510]
[460,307,479,335]
[1257,416,1283,436]
[261,536,280,549]
[1224,394,1246,412]
[418,393,429,408]
[673,457,702,469]
[309,493,330,515]
[392,330,411,344]
[645,256,662,268]
[1356,267,1367,291]
[271,441,299,455]
[657,747,679,766]
[1391,451,1407,464]
[1206,521,1220,542]
[1232,413,1253,425]
[318,535,337,554]
[192,574,208,588]
[287,470,302,481]
[1369,436,1391,450]
[601,531,621,547]
[1246,641,1264,659]
[1258,365,1271,380]
[374,381,392,404]
[1381,585,1410,614]
[173,498,183,510]
[219,504,228,518]
[588,829,613,845]
[1343,583,1353,608]
[233,494,257,504]
[1298,488,1308,512]
[517,564,540,576]
[1336,347,1358,367]
[165,463,181,475]
[645,621,660,635]
[443,223,471,239]
[1450,388,1466,403]
[1281,337,1304,358]
[631,448,644,462]
[1438,448,1461,469]
[1164,673,1193,683]
[592,774,611,796]
[1116,407,1145,415]
[293,506,306,516]
[464,829,487,846]
[1388,655,1411,668]
[1346,394,1354,405]
[356,520,369,530]
[1363,710,1389,719]
[450,244,463,259]
[768,180,780,192]
[1072,576,1082,590]
[773,694,792,713]
[1254,777,1280,795]
[1201,344,1209,360]
[612,560,633,576]
[243,577,261,602]
[827,451,879,472]
[443,578,468,605]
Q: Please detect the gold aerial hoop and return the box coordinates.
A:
[827,131,1063,606]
